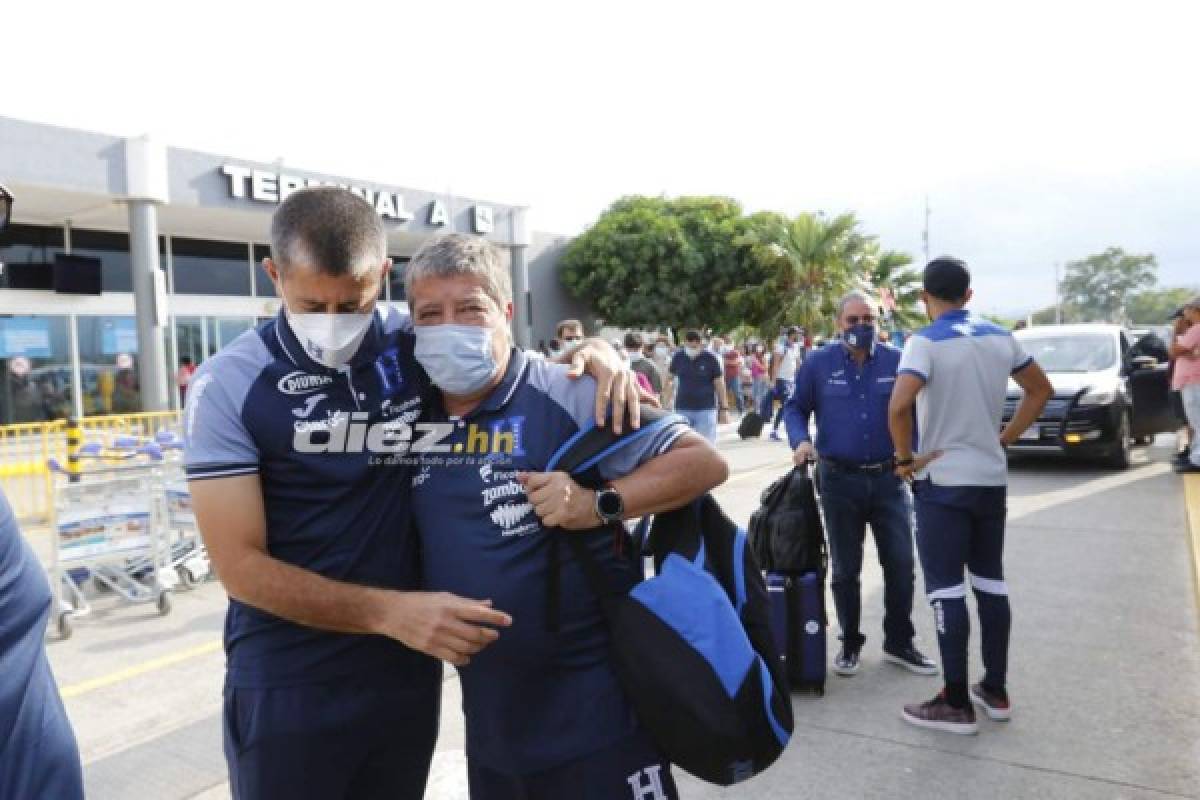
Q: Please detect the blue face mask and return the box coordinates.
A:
[413,324,498,395]
[844,323,876,350]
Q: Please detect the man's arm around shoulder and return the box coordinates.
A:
[190,475,510,666]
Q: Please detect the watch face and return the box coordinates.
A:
[597,489,623,518]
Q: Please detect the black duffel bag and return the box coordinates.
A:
[747,466,826,574]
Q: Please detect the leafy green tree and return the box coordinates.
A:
[559,196,763,332]
[1126,286,1197,325]
[727,211,865,336]
[866,248,924,329]
[1059,248,1157,323]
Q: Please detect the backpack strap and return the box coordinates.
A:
[543,406,677,631]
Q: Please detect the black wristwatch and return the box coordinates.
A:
[894,456,915,468]
[594,487,625,524]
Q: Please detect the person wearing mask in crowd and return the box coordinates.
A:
[722,338,745,414]
[768,326,803,441]
[184,189,642,799]
[651,336,675,410]
[556,319,585,350]
[889,257,1052,734]
[1170,298,1200,473]
[547,338,564,359]
[405,234,727,799]
[626,332,664,400]
[784,290,937,677]
[749,342,770,416]
[669,330,729,443]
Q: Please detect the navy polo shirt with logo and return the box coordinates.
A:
[183,306,440,692]
[669,349,723,411]
[411,348,688,775]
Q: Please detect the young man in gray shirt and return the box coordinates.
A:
[888,257,1052,734]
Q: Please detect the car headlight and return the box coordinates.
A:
[1078,388,1117,406]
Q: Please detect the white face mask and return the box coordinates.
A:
[654,345,669,358]
[286,309,374,369]
[684,345,702,359]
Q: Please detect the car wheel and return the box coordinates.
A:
[1105,411,1132,469]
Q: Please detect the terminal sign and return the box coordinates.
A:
[221,165,493,233]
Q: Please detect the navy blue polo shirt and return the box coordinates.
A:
[0,492,83,798]
[411,348,688,775]
[183,306,440,691]
[669,349,722,411]
[783,340,902,464]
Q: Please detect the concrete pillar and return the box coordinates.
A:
[508,208,532,349]
[129,200,170,411]
[124,135,171,412]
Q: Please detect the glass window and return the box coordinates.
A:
[0,224,65,290]
[72,229,134,294]
[207,318,255,357]
[76,316,142,414]
[172,238,251,296]
[388,257,410,302]
[252,245,277,297]
[0,316,73,424]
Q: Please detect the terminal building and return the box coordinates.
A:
[0,116,587,425]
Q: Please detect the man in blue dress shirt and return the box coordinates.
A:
[783,290,937,678]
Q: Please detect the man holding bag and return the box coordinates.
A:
[783,290,936,678]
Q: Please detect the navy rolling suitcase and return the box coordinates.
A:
[766,570,827,695]
[790,571,826,694]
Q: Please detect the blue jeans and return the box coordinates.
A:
[770,380,793,431]
[677,408,718,443]
[816,461,917,651]
[724,376,744,413]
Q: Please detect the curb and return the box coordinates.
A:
[1185,474,1200,618]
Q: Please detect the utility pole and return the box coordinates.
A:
[922,196,931,265]
[1054,261,1062,324]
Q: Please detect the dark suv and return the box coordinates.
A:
[1002,324,1176,468]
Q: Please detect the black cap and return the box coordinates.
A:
[1170,306,1185,320]
[787,326,802,336]
[685,329,703,343]
[923,256,971,302]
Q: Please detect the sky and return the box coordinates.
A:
[3,0,1197,316]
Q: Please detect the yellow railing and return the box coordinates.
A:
[0,411,182,524]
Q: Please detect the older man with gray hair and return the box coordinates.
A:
[405,233,726,798]
[782,289,936,678]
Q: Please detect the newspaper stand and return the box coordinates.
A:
[48,458,176,639]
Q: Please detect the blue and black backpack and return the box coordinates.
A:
[545,409,794,786]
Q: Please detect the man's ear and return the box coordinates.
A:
[505,301,514,322]
[264,257,281,283]
[963,288,974,305]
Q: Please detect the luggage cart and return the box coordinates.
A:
[161,469,211,589]
[48,464,176,639]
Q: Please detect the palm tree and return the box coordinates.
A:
[866,249,925,329]
[728,211,866,337]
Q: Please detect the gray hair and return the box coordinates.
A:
[837,289,878,318]
[270,187,386,276]
[405,233,512,309]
